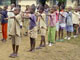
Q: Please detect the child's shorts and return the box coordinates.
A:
[59,23,66,29]
[40,28,46,36]
[66,25,73,32]
[56,22,59,31]
[11,36,21,45]
[29,27,37,39]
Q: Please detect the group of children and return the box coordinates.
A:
[0,4,80,58]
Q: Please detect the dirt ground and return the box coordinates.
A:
[0,32,80,60]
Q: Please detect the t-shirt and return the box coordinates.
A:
[29,14,36,30]
[49,13,56,27]
[1,10,8,24]
[59,11,66,24]
[66,12,73,26]
[72,12,80,24]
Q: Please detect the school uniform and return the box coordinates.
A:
[7,11,15,34]
[9,14,22,45]
[23,12,30,33]
[1,10,8,40]
[29,14,37,39]
[72,12,80,30]
[48,13,56,43]
[39,13,47,36]
[66,12,73,32]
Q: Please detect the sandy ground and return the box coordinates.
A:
[0,31,80,60]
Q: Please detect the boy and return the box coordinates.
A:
[65,7,73,40]
[26,6,37,52]
[1,5,8,42]
[9,7,22,58]
[48,6,56,46]
[8,4,15,35]
[37,6,47,49]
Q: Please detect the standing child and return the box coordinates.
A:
[9,7,22,58]
[65,7,73,40]
[37,6,47,49]
[1,5,8,42]
[28,6,37,52]
[58,6,66,41]
[23,5,30,36]
[72,7,80,38]
[48,6,56,46]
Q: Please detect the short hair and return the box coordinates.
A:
[39,6,44,11]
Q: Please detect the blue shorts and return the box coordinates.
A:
[66,25,73,32]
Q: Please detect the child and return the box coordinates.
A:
[65,7,73,40]
[48,6,56,46]
[23,5,30,36]
[58,6,66,41]
[37,6,47,48]
[28,6,37,52]
[8,4,15,36]
[9,7,22,58]
[72,7,80,38]
[1,5,8,42]
[54,5,59,41]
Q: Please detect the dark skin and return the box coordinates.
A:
[38,9,46,47]
[29,8,36,52]
[11,9,20,55]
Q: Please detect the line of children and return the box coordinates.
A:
[1,4,80,58]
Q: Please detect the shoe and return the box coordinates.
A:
[60,39,64,42]
[64,36,68,39]
[74,35,78,38]
[2,39,7,43]
[67,37,71,40]
[48,43,52,46]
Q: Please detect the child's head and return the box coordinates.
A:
[26,5,30,11]
[3,5,8,10]
[67,6,72,11]
[0,7,2,11]
[11,4,15,9]
[74,7,78,12]
[29,6,35,14]
[39,6,44,13]
[14,7,20,15]
[50,6,56,13]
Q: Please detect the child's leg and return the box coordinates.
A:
[30,37,35,51]
[30,37,33,51]
[12,36,16,53]
[51,27,56,43]
[40,36,46,47]
[59,28,61,40]
[15,45,19,54]
[61,29,63,39]
[32,38,35,50]
[48,27,51,43]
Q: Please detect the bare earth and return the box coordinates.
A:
[0,33,80,60]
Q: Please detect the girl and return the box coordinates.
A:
[48,6,56,46]
[37,6,47,49]
[58,6,66,41]
[65,7,73,40]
